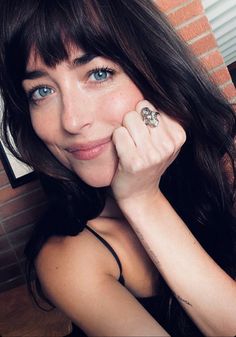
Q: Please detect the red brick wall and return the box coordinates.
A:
[155,0,236,103]
[1,0,235,292]
[0,161,47,292]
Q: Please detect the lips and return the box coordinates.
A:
[66,136,112,160]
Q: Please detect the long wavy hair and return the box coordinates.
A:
[0,0,235,335]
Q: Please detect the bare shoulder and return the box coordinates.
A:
[35,227,121,305]
[34,223,169,336]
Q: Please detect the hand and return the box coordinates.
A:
[111,100,186,205]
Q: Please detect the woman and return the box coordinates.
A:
[0,0,235,336]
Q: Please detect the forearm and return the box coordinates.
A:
[119,191,236,336]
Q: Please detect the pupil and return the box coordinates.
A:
[39,87,49,96]
[95,70,106,80]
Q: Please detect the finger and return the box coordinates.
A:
[158,114,186,156]
[122,110,151,149]
[135,101,178,162]
[135,100,166,153]
[136,100,162,131]
[112,126,137,168]
[136,100,186,152]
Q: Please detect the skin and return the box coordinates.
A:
[23,46,170,335]
[23,46,236,336]
[23,47,144,187]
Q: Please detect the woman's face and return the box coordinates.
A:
[22,47,143,187]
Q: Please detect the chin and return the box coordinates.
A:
[73,161,118,188]
[81,172,114,188]
[68,147,119,188]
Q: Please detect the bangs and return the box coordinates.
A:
[5,0,157,102]
[14,0,122,71]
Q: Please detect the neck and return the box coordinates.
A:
[99,189,124,220]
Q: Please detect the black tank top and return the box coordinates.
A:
[64,225,161,337]
[64,225,203,337]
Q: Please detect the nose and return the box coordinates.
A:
[61,91,94,134]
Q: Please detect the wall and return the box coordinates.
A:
[155,0,236,103]
[0,165,47,292]
[0,0,236,293]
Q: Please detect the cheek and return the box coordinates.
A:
[30,113,56,144]
[101,83,144,123]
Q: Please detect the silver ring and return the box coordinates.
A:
[141,107,160,127]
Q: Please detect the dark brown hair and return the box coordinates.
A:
[0,1,235,335]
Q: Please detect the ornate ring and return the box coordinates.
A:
[141,107,160,127]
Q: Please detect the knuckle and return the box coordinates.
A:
[163,140,175,155]
[175,127,187,146]
[126,110,136,118]
[123,111,136,125]
[130,158,143,173]
[112,126,126,139]
[148,150,160,164]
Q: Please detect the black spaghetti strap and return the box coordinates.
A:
[85,225,125,286]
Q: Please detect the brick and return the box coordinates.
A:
[0,179,41,204]
[0,235,10,251]
[210,67,232,86]
[0,249,18,267]
[177,16,211,42]
[14,244,26,261]
[0,263,22,283]
[0,275,25,293]
[0,171,10,188]
[0,188,46,220]
[0,223,5,236]
[155,0,190,13]
[221,82,236,101]
[168,0,203,27]
[8,223,34,248]
[0,160,4,171]
[19,258,27,272]
[3,203,48,233]
[200,50,224,71]
[190,34,217,57]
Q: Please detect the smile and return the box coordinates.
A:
[66,136,112,160]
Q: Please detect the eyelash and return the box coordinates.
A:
[26,66,116,105]
[26,86,53,105]
[88,66,115,82]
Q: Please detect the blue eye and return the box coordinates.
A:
[38,87,52,97]
[90,67,114,82]
[29,86,55,102]
[93,70,108,81]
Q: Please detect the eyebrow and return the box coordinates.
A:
[73,53,97,66]
[23,53,98,80]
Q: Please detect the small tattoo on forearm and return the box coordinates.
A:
[174,292,192,307]
[135,228,160,266]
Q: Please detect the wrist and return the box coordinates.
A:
[117,188,165,216]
